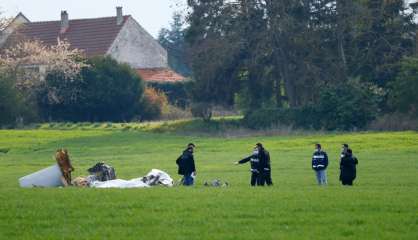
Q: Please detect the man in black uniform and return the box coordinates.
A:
[339,144,359,186]
[176,143,196,186]
[311,143,329,185]
[257,143,273,186]
[235,143,272,186]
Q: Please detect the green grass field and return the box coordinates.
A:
[0,128,417,239]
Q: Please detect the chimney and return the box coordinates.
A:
[60,11,69,34]
[116,6,123,25]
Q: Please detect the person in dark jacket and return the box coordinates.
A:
[235,143,272,186]
[176,143,196,186]
[312,143,328,185]
[257,143,273,186]
[341,143,349,158]
[339,148,358,186]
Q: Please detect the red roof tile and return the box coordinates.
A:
[11,16,129,57]
[137,68,186,83]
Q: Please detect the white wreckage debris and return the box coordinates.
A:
[19,164,64,188]
[19,149,74,188]
[19,149,174,189]
[83,169,174,188]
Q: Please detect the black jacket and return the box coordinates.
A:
[312,150,329,171]
[260,150,271,171]
[239,149,270,173]
[176,149,196,175]
[339,153,358,182]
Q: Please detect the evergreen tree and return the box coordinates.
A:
[158,12,191,77]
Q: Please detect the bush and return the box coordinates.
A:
[243,81,379,130]
[138,87,169,120]
[147,81,191,108]
[369,113,418,131]
[0,73,38,127]
[191,102,212,121]
[0,74,22,126]
[38,56,144,122]
[243,108,290,129]
[161,105,192,120]
[314,81,379,130]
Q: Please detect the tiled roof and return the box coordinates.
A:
[11,16,129,57]
[137,68,186,83]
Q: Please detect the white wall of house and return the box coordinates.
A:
[107,17,168,69]
[0,14,30,47]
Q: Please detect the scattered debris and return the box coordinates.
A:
[19,150,174,189]
[204,179,229,187]
[88,162,116,181]
[71,175,97,187]
[90,169,173,188]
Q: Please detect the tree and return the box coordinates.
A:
[314,79,379,130]
[185,0,416,111]
[0,40,86,94]
[0,39,86,123]
[38,56,145,122]
[158,12,191,77]
[0,14,12,31]
[389,57,418,117]
[0,74,24,126]
[186,0,243,118]
[350,0,416,87]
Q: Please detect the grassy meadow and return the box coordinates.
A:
[0,125,417,239]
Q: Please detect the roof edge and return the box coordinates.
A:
[26,15,131,25]
[2,12,30,31]
[106,15,132,55]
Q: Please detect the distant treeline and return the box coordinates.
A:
[159,0,418,129]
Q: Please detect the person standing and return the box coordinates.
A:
[176,143,196,186]
[341,144,349,158]
[235,145,262,186]
[235,143,272,186]
[340,148,358,186]
[258,143,273,186]
[311,143,329,185]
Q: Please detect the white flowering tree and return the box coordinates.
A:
[0,16,11,31]
[0,39,87,104]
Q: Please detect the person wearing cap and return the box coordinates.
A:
[235,143,272,186]
[339,148,358,186]
[311,143,329,185]
[176,143,196,186]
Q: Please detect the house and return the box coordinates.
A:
[0,7,186,83]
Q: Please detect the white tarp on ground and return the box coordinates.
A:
[90,169,173,188]
[19,164,63,188]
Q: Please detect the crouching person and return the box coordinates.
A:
[176,143,196,186]
[312,143,328,185]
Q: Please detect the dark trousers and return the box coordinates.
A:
[183,173,194,186]
[250,172,259,186]
[260,170,273,186]
[342,180,353,186]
